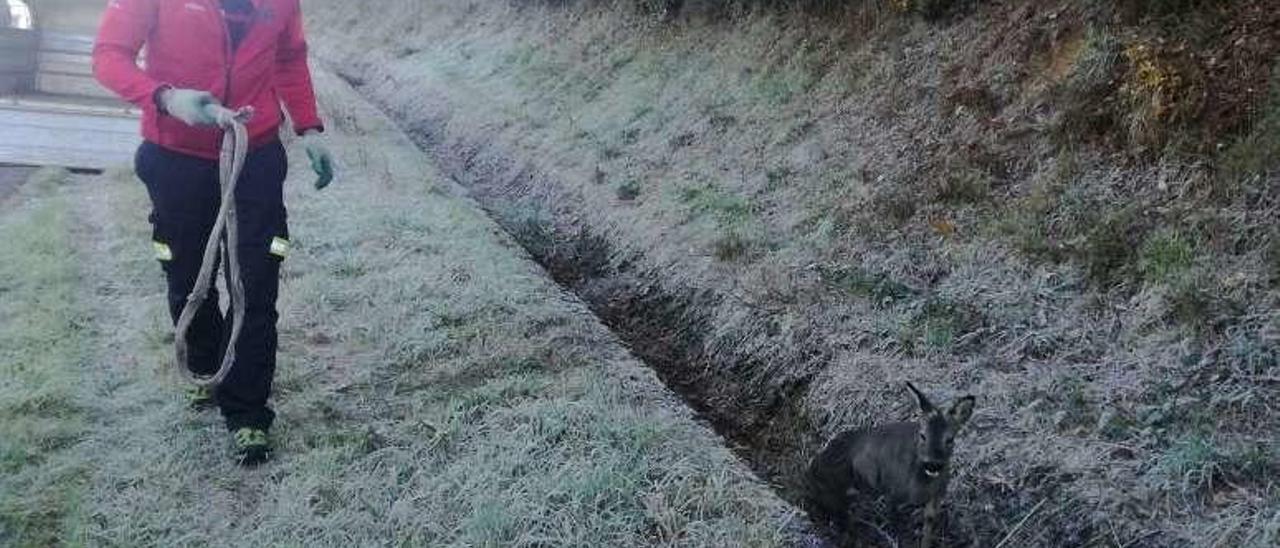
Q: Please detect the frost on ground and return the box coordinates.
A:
[0,69,812,546]
[304,1,1280,546]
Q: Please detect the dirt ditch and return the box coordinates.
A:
[330,69,849,545]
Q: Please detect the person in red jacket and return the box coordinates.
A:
[94,0,335,464]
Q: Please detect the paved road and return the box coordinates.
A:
[0,95,140,170]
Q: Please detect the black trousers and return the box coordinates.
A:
[135,140,289,431]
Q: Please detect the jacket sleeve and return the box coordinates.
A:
[276,4,323,134]
[92,0,162,106]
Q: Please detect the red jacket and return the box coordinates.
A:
[93,0,322,159]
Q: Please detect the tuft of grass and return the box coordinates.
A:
[1073,205,1145,285]
[1145,434,1276,500]
[1266,230,1280,287]
[1139,230,1196,283]
[1054,26,1122,141]
[679,183,765,261]
[1161,269,1239,331]
[1119,39,1204,152]
[1149,434,1221,495]
[764,166,791,192]
[712,231,754,262]
[932,166,992,204]
[815,263,915,305]
[499,199,557,258]
[616,179,642,201]
[679,183,754,224]
[1050,375,1097,434]
[869,184,918,225]
[898,299,980,354]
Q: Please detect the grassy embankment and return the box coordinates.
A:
[308,0,1280,545]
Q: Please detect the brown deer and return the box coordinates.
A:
[808,382,975,547]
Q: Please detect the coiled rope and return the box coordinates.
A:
[173,106,251,388]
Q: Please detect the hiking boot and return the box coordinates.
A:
[185,384,216,409]
[232,427,271,465]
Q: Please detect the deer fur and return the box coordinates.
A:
[808,382,975,547]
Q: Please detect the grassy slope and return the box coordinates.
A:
[0,70,810,546]
[306,0,1280,545]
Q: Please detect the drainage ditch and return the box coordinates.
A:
[329,68,932,547]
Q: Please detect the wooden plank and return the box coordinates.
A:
[0,94,138,117]
[0,143,137,171]
[39,32,96,55]
[0,107,140,170]
[36,51,94,77]
[0,104,139,128]
[34,72,114,99]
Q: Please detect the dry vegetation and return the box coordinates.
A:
[307,0,1279,545]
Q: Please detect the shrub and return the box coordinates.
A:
[1120,40,1203,151]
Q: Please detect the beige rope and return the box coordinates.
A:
[173,107,251,388]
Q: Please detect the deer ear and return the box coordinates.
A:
[905,382,935,414]
[948,396,975,428]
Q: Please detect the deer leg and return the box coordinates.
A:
[920,498,939,548]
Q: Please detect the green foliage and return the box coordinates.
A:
[816,264,916,304]
[616,179,642,201]
[1139,230,1195,283]
[899,299,980,354]
[679,184,763,261]
[1146,434,1276,497]
[679,183,754,225]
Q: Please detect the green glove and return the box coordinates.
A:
[158,88,220,127]
[300,131,334,190]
